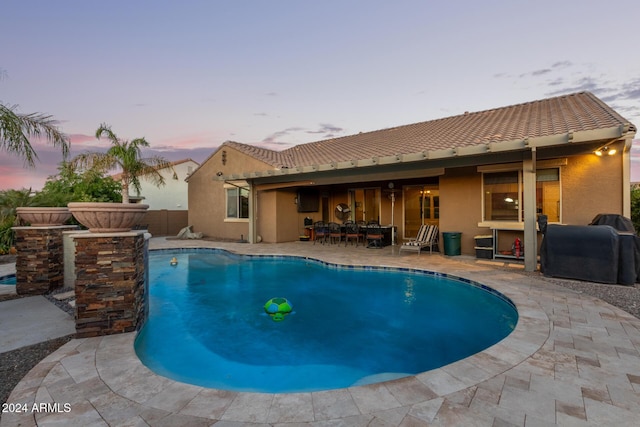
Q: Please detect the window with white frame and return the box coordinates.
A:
[226,187,249,219]
[483,168,560,222]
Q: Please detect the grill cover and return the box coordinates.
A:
[541,218,639,285]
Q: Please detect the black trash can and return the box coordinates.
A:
[442,232,462,256]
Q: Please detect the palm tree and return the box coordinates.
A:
[0,69,70,166]
[0,104,70,167]
[70,123,171,203]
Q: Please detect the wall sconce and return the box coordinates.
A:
[294,196,298,205]
[216,171,223,176]
[594,146,617,156]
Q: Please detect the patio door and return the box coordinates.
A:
[349,188,380,223]
[403,185,439,238]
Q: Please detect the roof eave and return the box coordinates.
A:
[214,125,630,182]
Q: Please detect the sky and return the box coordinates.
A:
[1,0,640,190]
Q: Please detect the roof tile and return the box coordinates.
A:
[223,92,634,168]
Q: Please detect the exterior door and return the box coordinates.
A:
[349,188,380,223]
[403,185,439,238]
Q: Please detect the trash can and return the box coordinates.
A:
[442,232,462,256]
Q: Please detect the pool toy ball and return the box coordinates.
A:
[264,297,292,322]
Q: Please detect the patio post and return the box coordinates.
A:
[523,149,538,271]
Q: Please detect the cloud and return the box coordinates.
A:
[529,68,552,77]
[69,133,96,144]
[141,146,215,164]
[261,124,346,147]
[620,78,640,101]
[305,123,344,135]
[261,127,305,145]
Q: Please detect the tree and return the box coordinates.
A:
[0,69,70,166]
[0,188,33,253]
[70,124,171,203]
[631,184,640,234]
[35,162,123,206]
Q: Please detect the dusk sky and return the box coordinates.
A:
[2,0,639,190]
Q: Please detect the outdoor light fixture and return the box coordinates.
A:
[594,146,617,156]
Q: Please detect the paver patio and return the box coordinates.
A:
[2,237,639,426]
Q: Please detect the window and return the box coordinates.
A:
[483,168,560,222]
[484,171,519,221]
[536,169,560,222]
[226,187,249,219]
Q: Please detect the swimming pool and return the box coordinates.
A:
[0,275,16,285]
[135,249,518,393]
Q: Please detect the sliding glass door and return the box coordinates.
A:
[403,185,439,238]
[349,188,380,223]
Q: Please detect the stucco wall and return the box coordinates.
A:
[439,167,487,255]
[561,153,623,225]
[256,190,276,243]
[275,190,302,242]
[436,154,624,255]
[188,146,272,240]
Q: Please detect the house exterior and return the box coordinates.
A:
[126,159,199,210]
[187,92,636,270]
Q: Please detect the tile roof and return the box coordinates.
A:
[223,91,635,169]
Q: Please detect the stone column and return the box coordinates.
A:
[12,225,79,295]
[73,231,150,338]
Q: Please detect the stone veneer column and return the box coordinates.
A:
[12,225,79,295]
[73,231,150,338]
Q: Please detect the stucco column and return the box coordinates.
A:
[523,151,537,272]
[248,180,255,243]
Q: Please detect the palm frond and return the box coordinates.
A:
[0,103,69,167]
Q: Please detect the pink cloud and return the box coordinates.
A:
[69,133,97,145]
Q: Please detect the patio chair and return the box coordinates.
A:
[399,225,439,255]
[366,223,383,248]
[344,221,362,247]
[313,221,328,245]
[328,222,344,244]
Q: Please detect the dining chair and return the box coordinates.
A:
[366,223,383,248]
[313,221,328,245]
[344,222,361,247]
[328,222,343,244]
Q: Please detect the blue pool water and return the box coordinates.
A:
[135,250,518,393]
[0,275,16,285]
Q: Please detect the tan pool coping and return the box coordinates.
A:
[2,237,640,426]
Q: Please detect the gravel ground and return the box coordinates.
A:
[1,254,639,412]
